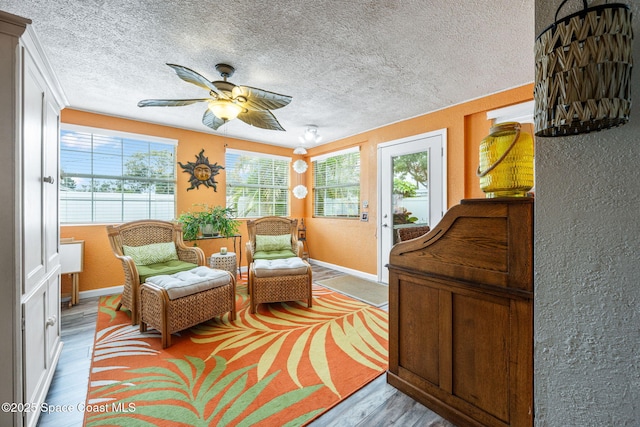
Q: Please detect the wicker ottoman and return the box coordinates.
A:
[248,257,312,314]
[140,266,236,348]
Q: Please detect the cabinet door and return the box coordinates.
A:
[22,285,47,427]
[44,96,60,272]
[22,48,46,295]
[46,273,61,365]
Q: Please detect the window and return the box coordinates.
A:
[313,147,360,218]
[225,149,290,217]
[60,125,176,224]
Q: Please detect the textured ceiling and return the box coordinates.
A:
[0,0,535,148]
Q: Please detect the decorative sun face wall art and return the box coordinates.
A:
[178,149,224,191]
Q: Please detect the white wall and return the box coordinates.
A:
[534,0,640,425]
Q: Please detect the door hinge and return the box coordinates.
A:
[21,313,25,331]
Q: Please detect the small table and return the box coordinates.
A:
[209,252,238,277]
[60,239,84,307]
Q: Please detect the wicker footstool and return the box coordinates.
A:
[248,257,312,314]
[140,266,236,348]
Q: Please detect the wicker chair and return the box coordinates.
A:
[245,216,312,313]
[107,220,206,325]
[396,225,431,242]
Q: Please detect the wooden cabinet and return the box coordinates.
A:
[0,11,66,427]
[387,198,533,427]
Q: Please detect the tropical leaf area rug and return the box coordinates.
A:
[85,280,388,427]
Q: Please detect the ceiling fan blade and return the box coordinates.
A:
[166,63,218,93]
[138,98,210,107]
[202,109,226,130]
[237,109,286,131]
[233,86,292,110]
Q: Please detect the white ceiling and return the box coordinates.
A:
[0,0,535,149]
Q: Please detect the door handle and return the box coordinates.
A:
[382,223,389,228]
[43,176,55,184]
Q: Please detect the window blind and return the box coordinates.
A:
[60,125,176,223]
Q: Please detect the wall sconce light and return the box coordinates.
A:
[534,1,633,137]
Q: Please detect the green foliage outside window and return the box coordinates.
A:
[313,150,360,218]
[225,150,289,218]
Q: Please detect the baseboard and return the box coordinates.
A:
[62,262,371,303]
[76,284,123,300]
[308,258,378,282]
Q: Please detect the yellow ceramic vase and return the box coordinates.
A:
[477,122,534,198]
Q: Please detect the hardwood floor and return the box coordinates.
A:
[37,263,454,427]
[37,296,100,427]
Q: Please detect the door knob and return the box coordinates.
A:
[382,223,389,228]
[43,176,55,184]
[46,316,56,327]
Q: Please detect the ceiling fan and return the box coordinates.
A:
[138,63,292,131]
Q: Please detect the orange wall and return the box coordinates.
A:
[301,84,534,274]
[60,83,533,293]
[60,109,303,292]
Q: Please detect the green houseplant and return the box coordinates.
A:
[177,204,240,241]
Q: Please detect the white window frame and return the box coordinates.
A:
[59,124,177,224]
[312,146,361,219]
[225,148,291,218]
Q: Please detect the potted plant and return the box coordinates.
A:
[177,204,240,240]
[208,205,241,238]
[176,210,202,241]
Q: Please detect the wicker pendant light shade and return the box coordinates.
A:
[534,0,633,137]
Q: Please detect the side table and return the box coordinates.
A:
[209,252,238,277]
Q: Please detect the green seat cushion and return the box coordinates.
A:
[138,260,198,283]
[253,249,297,260]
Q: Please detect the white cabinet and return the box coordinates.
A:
[0,10,66,427]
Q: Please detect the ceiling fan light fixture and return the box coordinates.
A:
[208,99,243,121]
[139,63,291,131]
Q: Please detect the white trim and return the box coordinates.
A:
[24,25,69,108]
[310,146,360,163]
[487,100,534,124]
[61,123,178,146]
[377,128,447,283]
[226,147,291,162]
[74,284,124,301]
[309,259,378,282]
[377,128,448,209]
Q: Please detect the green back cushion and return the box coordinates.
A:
[255,234,292,252]
[253,249,297,260]
[138,260,198,283]
[123,242,178,266]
